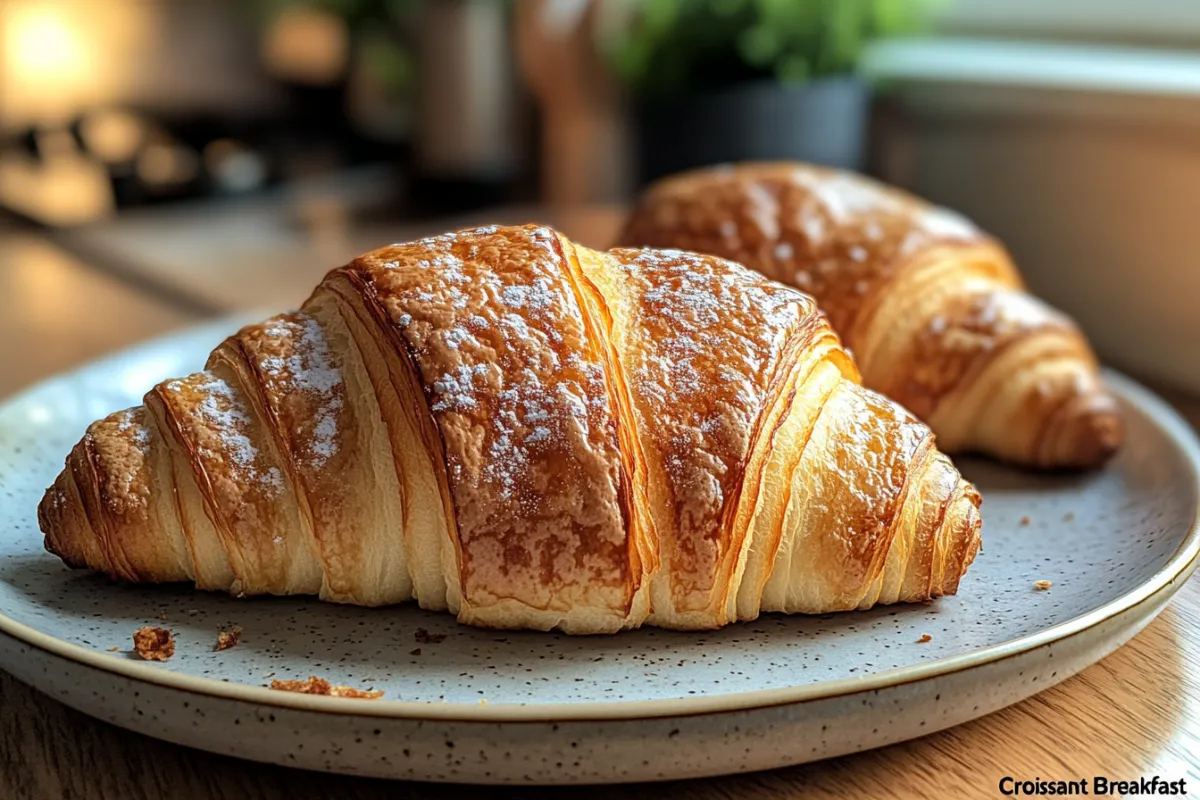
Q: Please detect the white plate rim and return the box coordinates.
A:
[1,327,1197,723]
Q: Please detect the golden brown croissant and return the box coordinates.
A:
[619,163,1123,470]
[38,225,981,632]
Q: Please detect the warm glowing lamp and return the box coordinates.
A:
[4,3,89,117]
[8,5,84,78]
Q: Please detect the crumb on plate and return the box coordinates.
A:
[213,625,242,652]
[269,676,383,699]
[1019,516,1030,526]
[133,626,175,661]
[410,648,422,656]
[106,646,119,652]
[917,634,932,644]
[1034,580,1053,591]
[414,628,446,644]
[1063,512,1075,523]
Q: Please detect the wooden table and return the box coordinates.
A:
[2,217,1199,799]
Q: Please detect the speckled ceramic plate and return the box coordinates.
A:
[1,317,1198,785]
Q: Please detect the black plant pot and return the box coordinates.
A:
[633,75,868,186]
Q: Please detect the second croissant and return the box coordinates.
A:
[39,225,981,633]
[620,163,1123,470]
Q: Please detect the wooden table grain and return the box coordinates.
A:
[1,222,1199,799]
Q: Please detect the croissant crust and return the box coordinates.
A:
[40,225,982,632]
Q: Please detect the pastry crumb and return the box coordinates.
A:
[917,634,932,644]
[414,628,446,644]
[1063,512,1075,523]
[410,648,422,656]
[1034,580,1053,591]
[480,698,488,706]
[106,646,119,652]
[213,625,242,651]
[1019,516,1030,526]
[133,626,175,661]
[269,676,383,699]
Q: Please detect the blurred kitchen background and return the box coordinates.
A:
[4,0,1200,397]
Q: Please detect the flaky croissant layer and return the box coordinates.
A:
[40,226,981,633]
[620,162,1123,470]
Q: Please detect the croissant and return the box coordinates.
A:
[38,225,981,633]
[619,163,1123,470]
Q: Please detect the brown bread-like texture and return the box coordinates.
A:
[39,225,981,632]
[620,163,1123,470]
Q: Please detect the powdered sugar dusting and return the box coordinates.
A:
[382,225,611,508]
[198,379,256,466]
[800,211,825,244]
[611,245,807,545]
[109,408,151,500]
[977,289,1061,334]
[791,169,902,225]
[917,205,979,240]
[403,225,500,252]
[115,408,150,454]
[789,168,979,256]
[169,373,283,493]
[624,248,798,408]
[898,230,926,257]
[477,358,605,504]
[259,315,343,468]
[787,167,983,267]
[527,225,561,260]
[501,277,555,310]
[442,327,476,350]
[431,364,483,412]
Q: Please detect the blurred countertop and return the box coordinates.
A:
[0,223,200,398]
[48,177,626,317]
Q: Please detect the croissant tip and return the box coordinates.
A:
[1038,392,1124,470]
[38,481,86,569]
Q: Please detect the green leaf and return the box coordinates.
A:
[643,0,681,34]
[603,0,941,94]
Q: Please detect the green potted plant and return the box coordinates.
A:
[602,0,942,184]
